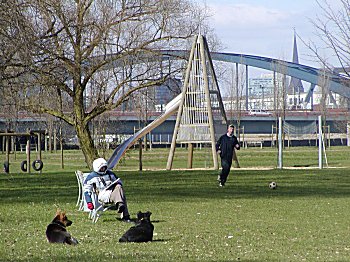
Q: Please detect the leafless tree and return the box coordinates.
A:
[272,60,288,117]
[307,0,350,76]
[304,0,350,137]
[270,60,288,145]
[306,0,350,109]
[0,1,34,131]
[4,0,212,167]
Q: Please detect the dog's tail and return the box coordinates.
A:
[67,237,79,245]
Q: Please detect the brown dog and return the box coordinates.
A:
[46,210,78,245]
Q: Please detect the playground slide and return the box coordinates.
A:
[107,94,182,169]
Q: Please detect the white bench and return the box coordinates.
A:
[20,144,37,151]
[245,141,263,148]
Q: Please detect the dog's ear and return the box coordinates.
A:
[56,209,62,216]
[61,211,66,220]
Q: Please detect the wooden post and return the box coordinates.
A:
[48,128,52,153]
[318,115,323,169]
[1,136,3,153]
[144,133,148,151]
[11,136,14,152]
[199,36,218,170]
[278,117,283,169]
[37,133,42,160]
[60,126,64,169]
[149,132,152,150]
[241,126,245,149]
[5,135,10,172]
[53,128,57,152]
[37,133,42,173]
[138,139,142,171]
[45,130,48,151]
[13,136,17,160]
[347,122,350,146]
[187,143,193,169]
[26,135,31,174]
[328,125,330,148]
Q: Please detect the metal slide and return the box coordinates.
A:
[107,94,181,169]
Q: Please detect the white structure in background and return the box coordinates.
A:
[248,73,283,110]
[222,71,341,112]
[222,91,341,112]
[249,74,275,97]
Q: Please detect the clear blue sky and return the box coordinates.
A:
[205,0,340,69]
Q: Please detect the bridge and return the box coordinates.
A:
[159,50,350,109]
[96,45,350,101]
[2,36,350,149]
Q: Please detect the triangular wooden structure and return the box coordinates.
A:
[166,35,227,170]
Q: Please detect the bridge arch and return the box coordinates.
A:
[160,50,350,99]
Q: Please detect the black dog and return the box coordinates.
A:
[119,211,154,243]
[46,210,78,245]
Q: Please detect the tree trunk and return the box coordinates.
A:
[75,123,98,169]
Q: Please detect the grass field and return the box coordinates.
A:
[1,147,350,261]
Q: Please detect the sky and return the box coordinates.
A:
[205,0,340,74]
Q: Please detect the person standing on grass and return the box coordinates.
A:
[215,124,240,187]
[83,157,131,222]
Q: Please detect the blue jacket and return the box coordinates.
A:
[83,170,121,203]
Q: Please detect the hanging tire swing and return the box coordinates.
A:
[32,159,44,171]
[3,161,9,173]
[20,160,28,172]
[21,160,44,172]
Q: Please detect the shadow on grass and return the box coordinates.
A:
[152,239,168,242]
[1,168,350,205]
[126,169,350,201]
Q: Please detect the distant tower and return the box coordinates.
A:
[288,32,304,99]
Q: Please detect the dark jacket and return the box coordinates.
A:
[216,134,240,162]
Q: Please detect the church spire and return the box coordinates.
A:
[288,30,304,97]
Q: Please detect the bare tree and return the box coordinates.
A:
[4,0,211,167]
[272,60,288,118]
[0,1,34,130]
[307,1,350,76]
[306,0,350,110]
[304,0,350,140]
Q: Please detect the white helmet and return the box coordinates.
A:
[93,158,108,175]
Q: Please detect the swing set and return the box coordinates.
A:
[1,130,45,174]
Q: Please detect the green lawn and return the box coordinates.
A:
[1,147,350,261]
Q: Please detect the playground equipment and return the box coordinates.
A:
[166,34,227,170]
[1,130,45,174]
[107,94,181,169]
[107,34,227,170]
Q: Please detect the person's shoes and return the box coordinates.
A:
[121,216,132,223]
[219,182,225,187]
[217,175,221,182]
[116,203,125,213]
[116,216,132,223]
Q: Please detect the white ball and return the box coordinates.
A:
[269,181,277,189]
